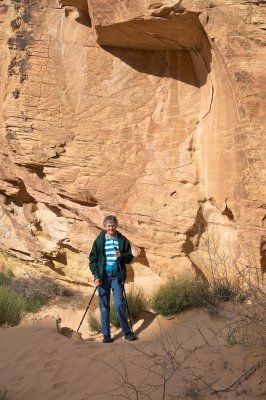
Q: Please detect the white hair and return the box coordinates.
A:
[103,215,118,226]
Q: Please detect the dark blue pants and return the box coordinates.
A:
[98,270,130,337]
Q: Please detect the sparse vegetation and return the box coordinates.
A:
[150,275,250,317]
[0,286,25,327]
[9,275,75,301]
[88,287,148,331]
[0,390,9,400]
[24,290,47,313]
[126,288,147,319]
[150,277,210,316]
[212,279,246,303]
[88,312,101,333]
[110,288,147,327]
[226,331,239,346]
[184,385,203,399]
[0,270,14,286]
[109,300,120,327]
[0,271,77,327]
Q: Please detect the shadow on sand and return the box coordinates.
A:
[113,311,157,340]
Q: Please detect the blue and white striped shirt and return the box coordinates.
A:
[105,236,119,271]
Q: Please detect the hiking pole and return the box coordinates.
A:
[114,247,134,333]
[77,286,97,332]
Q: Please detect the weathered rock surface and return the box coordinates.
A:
[0,0,265,288]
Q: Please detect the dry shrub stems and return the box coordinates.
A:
[89,222,265,399]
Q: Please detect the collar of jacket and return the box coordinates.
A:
[98,229,122,247]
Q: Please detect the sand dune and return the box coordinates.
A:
[0,305,265,400]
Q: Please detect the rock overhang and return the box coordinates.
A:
[94,12,204,51]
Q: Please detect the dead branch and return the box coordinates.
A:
[211,358,265,393]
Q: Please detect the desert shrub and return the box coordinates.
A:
[0,286,25,327]
[212,280,237,301]
[88,312,101,333]
[212,279,246,303]
[24,290,47,313]
[0,273,49,314]
[151,277,210,316]
[0,270,13,286]
[151,276,250,317]
[110,288,147,327]
[0,390,9,400]
[189,279,212,308]
[10,275,74,301]
[0,271,77,317]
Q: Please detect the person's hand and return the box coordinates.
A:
[94,278,102,287]
[114,249,121,258]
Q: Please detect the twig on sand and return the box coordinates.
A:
[194,320,210,346]
[211,358,265,393]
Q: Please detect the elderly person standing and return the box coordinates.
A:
[89,215,136,343]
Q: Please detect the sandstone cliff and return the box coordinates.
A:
[0,0,265,288]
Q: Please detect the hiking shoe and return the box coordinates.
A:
[102,335,113,343]
[124,331,137,341]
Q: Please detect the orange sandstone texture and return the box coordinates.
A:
[0,0,265,287]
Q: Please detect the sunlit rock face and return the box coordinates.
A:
[0,0,265,288]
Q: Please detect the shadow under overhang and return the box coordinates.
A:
[95,12,204,51]
[95,11,211,88]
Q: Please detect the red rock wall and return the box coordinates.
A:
[0,0,265,287]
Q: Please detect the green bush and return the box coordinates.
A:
[150,276,249,317]
[9,279,49,314]
[88,312,101,333]
[0,286,25,327]
[151,277,210,316]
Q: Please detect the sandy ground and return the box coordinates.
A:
[0,298,265,400]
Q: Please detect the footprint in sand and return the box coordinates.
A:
[43,360,55,368]
[15,351,33,362]
[52,381,67,390]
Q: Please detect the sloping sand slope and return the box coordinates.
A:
[0,306,265,400]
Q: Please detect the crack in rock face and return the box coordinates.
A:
[0,0,265,287]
